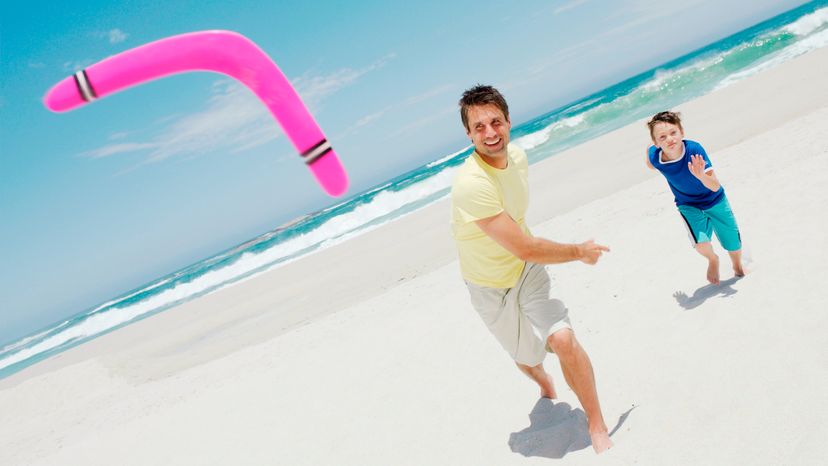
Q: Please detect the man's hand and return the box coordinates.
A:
[578,240,610,265]
[687,154,707,180]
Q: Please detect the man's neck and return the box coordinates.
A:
[476,150,509,169]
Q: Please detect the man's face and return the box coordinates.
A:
[465,104,511,160]
[651,122,684,155]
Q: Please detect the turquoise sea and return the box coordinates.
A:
[2,1,827,379]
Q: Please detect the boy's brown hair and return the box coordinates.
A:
[647,111,683,140]
[459,85,510,132]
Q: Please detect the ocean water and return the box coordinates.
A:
[2,2,827,379]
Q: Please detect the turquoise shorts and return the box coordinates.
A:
[677,197,742,251]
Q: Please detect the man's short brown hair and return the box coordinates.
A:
[647,111,683,140]
[459,85,510,131]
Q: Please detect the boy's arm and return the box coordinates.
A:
[688,154,721,192]
[474,211,609,265]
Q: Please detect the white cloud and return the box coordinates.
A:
[355,107,392,128]
[107,29,128,44]
[554,0,589,15]
[402,84,454,106]
[84,142,156,159]
[108,131,130,141]
[337,83,454,138]
[386,105,457,139]
[62,59,95,72]
[292,53,396,108]
[602,0,707,33]
[83,80,277,162]
[83,55,395,163]
[91,28,128,44]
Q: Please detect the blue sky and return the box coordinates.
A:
[0,0,809,343]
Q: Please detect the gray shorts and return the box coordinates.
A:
[465,262,572,366]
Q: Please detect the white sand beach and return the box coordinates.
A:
[2,47,827,466]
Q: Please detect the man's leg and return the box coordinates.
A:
[547,329,612,454]
[695,242,720,285]
[516,362,556,399]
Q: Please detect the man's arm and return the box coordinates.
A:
[475,211,609,265]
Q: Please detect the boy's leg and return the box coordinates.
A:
[705,198,744,277]
[728,250,745,277]
[547,329,612,454]
[695,242,720,285]
[678,205,719,284]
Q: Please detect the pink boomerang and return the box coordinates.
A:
[44,30,348,197]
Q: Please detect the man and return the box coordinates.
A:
[451,85,613,454]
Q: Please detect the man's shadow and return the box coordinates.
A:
[673,276,742,310]
[508,399,635,459]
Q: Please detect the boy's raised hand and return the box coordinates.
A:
[688,154,707,179]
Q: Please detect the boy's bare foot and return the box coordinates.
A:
[540,374,557,399]
[729,250,745,277]
[707,256,720,285]
[590,430,613,454]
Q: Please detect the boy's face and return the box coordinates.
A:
[466,103,511,160]
[651,122,684,155]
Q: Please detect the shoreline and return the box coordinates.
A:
[2,46,827,389]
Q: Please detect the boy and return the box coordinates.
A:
[646,111,745,285]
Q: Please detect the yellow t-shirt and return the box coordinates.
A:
[451,144,531,288]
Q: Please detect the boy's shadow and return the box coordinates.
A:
[673,276,742,310]
[508,399,635,459]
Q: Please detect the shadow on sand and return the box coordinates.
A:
[673,276,742,310]
[508,399,635,459]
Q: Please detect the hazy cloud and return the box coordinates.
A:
[602,0,707,34]
[84,142,157,159]
[108,131,130,141]
[402,84,454,106]
[62,59,95,72]
[83,55,395,163]
[92,28,128,44]
[554,0,589,15]
[83,80,277,162]
[292,53,396,108]
[385,105,457,139]
[339,83,454,138]
[108,29,128,44]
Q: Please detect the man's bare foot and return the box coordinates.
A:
[590,430,613,454]
[540,374,557,399]
[707,256,720,285]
